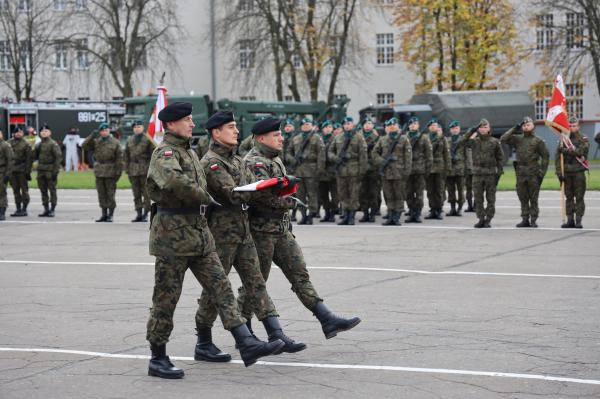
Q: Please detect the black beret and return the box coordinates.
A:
[158,102,193,123]
[205,110,235,130]
[251,117,282,135]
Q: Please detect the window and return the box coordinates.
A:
[376,33,394,65]
[53,0,66,11]
[55,41,67,70]
[77,96,90,101]
[328,35,346,66]
[333,94,347,101]
[0,40,11,71]
[239,40,255,69]
[239,0,253,12]
[376,93,394,105]
[18,0,31,12]
[566,83,583,119]
[132,35,147,69]
[19,40,30,71]
[534,84,552,121]
[566,13,584,49]
[75,0,87,11]
[240,96,256,101]
[55,97,68,100]
[536,14,553,50]
[75,38,89,69]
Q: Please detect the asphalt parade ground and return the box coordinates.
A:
[1,189,599,399]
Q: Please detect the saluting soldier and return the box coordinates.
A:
[195,111,305,362]
[372,117,412,226]
[318,120,338,222]
[195,133,210,159]
[0,131,14,221]
[405,117,433,223]
[445,120,467,216]
[8,127,33,217]
[358,117,381,222]
[35,125,62,217]
[124,121,156,222]
[83,123,123,223]
[145,103,284,379]
[501,116,549,227]
[464,143,475,212]
[240,117,361,339]
[425,119,450,220]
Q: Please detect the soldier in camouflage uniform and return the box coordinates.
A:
[240,117,361,339]
[372,117,412,226]
[35,126,62,217]
[556,116,589,228]
[195,111,305,362]
[425,119,451,220]
[328,116,367,225]
[195,133,210,159]
[445,120,466,216]
[237,134,254,158]
[459,119,504,228]
[0,131,13,221]
[145,103,284,379]
[405,117,433,223]
[8,127,33,217]
[289,117,325,224]
[281,120,299,221]
[83,123,123,223]
[358,118,381,223]
[124,121,156,222]
[501,116,549,228]
[464,144,475,212]
[318,121,338,222]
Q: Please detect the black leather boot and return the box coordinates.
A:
[95,208,107,222]
[231,323,284,367]
[106,208,115,222]
[358,209,369,223]
[312,302,361,339]
[574,215,583,229]
[262,316,306,353]
[516,217,530,228]
[298,209,308,225]
[337,211,349,225]
[433,208,444,220]
[530,217,538,228]
[142,208,149,222]
[347,211,356,225]
[132,208,143,222]
[392,211,402,226]
[448,202,457,216]
[368,208,376,222]
[456,203,463,216]
[465,198,474,212]
[382,210,395,226]
[148,343,184,379]
[404,209,416,223]
[38,205,50,217]
[320,209,331,222]
[0,207,5,221]
[305,212,313,225]
[194,328,232,362]
[413,209,423,223]
[48,204,55,217]
[561,215,575,228]
[21,201,28,216]
[474,218,485,228]
[483,217,492,228]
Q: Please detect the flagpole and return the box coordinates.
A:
[560,150,566,223]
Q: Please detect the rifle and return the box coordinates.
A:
[379,134,401,176]
[294,132,313,165]
[334,134,353,171]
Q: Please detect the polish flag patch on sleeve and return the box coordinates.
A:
[255,162,264,167]
[210,163,219,171]
[164,150,173,157]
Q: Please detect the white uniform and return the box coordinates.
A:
[63,133,82,172]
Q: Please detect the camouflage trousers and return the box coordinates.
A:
[95,177,117,209]
[240,229,322,319]
[564,171,586,218]
[359,171,381,210]
[465,173,473,203]
[195,240,278,329]
[146,253,245,345]
[0,173,8,208]
[426,173,446,209]
[405,174,426,211]
[318,179,338,212]
[516,173,542,219]
[382,178,405,212]
[37,171,57,207]
[337,175,361,211]
[446,175,465,206]
[473,174,497,220]
[297,176,319,215]
[10,172,29,206]
[128,175,151,211]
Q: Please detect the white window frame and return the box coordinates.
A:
[376,93,394,105]
[0,40,12,71]
[566,12,585,49]
[75,38,90,70]
[55,41,68,70]
[376,33,394,65]
[536,14,554,50]
[239,40,255,69]
[566,83,583,119]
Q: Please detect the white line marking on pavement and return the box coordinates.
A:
[0,347,598,386]
[1,260,599,280]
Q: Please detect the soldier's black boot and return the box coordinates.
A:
[38,205,50,217]
[414,209,423,223]
[483,217,492,228]
[424,209,436,219]
[194,327,232,362]
[290,208,297,222]
[561,215,575,228]
[262,316,306,353]
[358,209,369,223]
[448,203,457,216]
[368,208,376,222]
[465,198,474,212]
[48,204,56,217]
[530,216,538,228]
[404,209,416,223]
[337,211,349,225]
[0,207,6,221]
[382,211,390,220]
[320,209,331,222]
[305,212,314,225]
[132,208,143,222]
[148,343,184,379]
[20,202,28,216]
[575,215,583,229]
[96,208,107,222]
[474,218,485,228]
[312,301,361,339]
[516,217,530,228]
[231,323,285,367]
[106,208,115,223]
[382,210,395,226]
[456,203,463,216]
[142,208,149,222]
[433,208,444,220]
[347,211,356,225]
[298,209,308,225]
[393,211,402,226]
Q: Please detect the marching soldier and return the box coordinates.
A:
[556,116,589,228]
[328,116,367,225]
[459,119,504,228]
[501,116,549,227]
[240,117,361,339]
[8,127,33,217]
[0,131,13,221]
[318,120,338,222]
[82,123,123,223]
[145,103,284,379]
[195,133,210,159]
[425,119,450,220]
[445,120,466,216]
[289,117,325,224]
[372,117,412,226]
[124,121,156,222]
[35,125,62,217]
[237,133,254,157]
[405,117,433,223]
[358,117,381,222]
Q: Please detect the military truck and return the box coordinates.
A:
[359,104,434,133]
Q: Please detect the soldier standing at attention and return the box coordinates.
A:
[405,117,433,223]
[464,140,475,212]
[8,127,32,217]
[35,125,62,217]
[124,121,155,222]
[445,120,466,216]
[145,103,284,379]
[556,116,589,228]
[318,120,338,222]
[358,117,381,222]
[0,131,13,221]
[240,117,361,339]
[459,119,504,228]
[501,116,549,228]
[83,123,123,223]
[328,116,367,225]
[289,117,325,224]
[425,119,450,220]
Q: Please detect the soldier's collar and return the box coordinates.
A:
[255,141,280,159]
[164,131,191,148]
[210,140,235,157]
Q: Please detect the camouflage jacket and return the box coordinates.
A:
[465,147,474,174]
[501,127,549,177]
[282,131,296,173]
[372,133,412,180]
[446,134,466,176]
[407,131,433,175]
[555,131,589,174]
[35,138,62,174]
[362,131,380,174]
[8,137,32,174]
[83,135,123,178]
[429,132,451,174]
[327,131,368,177]
[0,139,14,177]
[147,131,215,257]
[237,135,254,158]
[201,141,255,244]
[288,131,325,177]
[320,133,337,181]
[195,134,210,159]
[124,134,155,176]
[459,133,504,176]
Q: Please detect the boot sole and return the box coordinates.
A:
[242,340,285,367]
[194,353,232,362]
[148,369,184,379]
[280,343,307,353]
[324,318,361,339]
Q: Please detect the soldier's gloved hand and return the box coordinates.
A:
[467,126,479,135]
[495,174,501,185]
[514,124,521,131]
[26,173,31,181]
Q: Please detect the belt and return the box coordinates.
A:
[213,203,249,212]
[157,206,207,216]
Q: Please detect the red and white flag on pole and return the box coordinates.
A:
[148,86,168,144]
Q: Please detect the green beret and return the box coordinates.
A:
[427,118,439,127]
[205,110,234,130]
[320,120,333,128]
[362,117,374,124]
[333,122,342,129]
[343,116,354,123]
[98,123,110,130]
[158,102,193,123]
[387,117,399,126]
[479,118,490,126]
[448,120,460,128]
[284,118,295,127]
[568,116,579,124]
[251,117,281,135]
[408,116,419,124]
[132,120,144,127]
[522,116,533,124]
[301,117,313,125]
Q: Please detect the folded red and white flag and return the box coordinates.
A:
[234,176,299,197]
